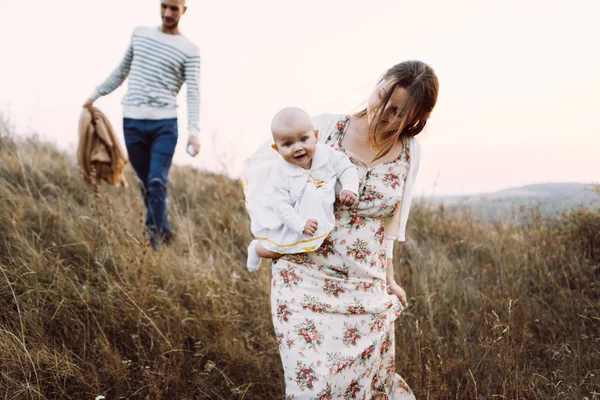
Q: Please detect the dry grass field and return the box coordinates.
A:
[0,118,598,399]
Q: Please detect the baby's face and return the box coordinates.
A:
[272,126,318,169]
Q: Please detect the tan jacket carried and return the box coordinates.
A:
[78,107,129,188]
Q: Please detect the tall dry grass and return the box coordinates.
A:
[0,118,598,399]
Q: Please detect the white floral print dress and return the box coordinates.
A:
[271,115,416,399]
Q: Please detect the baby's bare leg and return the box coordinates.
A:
[255,242,283,259]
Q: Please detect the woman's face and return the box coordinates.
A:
[366,81,410,127]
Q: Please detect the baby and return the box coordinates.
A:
[243,107,359,271]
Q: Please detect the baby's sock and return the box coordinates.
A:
[246,240,261,272]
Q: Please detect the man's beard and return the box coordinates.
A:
[162,18,179,29]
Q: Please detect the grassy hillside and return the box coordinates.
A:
[0,121,599,399]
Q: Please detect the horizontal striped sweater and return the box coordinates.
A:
[91,26,200,136]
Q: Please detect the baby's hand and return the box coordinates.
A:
[339,190,357,206]
[303,219,319,236]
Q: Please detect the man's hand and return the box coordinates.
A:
[303,219,319,236]
[339,190,357,206]
[83,99,95,113]
[187,135,200,157]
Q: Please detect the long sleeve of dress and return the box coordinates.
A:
[384,201,402,238]
[263,172,307,234]
[331,149,359,195]
[396,138,421,241]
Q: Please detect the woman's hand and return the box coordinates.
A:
[387,281,408,307]
[339,190,357,206]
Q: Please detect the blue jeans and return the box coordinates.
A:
[123,118,178,240]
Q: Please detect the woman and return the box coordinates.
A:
[271,60,439,399]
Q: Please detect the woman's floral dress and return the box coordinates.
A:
[272,116,416,399]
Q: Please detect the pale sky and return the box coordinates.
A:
[1,0,599,195]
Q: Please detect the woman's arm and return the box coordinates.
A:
[397,138,421,241]
[383,204,408,306]
[383,138,420,307]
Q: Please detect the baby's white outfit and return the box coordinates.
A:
[243,143,359,258]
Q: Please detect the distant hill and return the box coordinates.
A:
[426,182,600,221]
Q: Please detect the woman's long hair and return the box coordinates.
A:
[355,60,439,161]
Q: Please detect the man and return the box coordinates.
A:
[84,0,200,250]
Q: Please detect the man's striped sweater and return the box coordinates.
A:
[91,26,200,136]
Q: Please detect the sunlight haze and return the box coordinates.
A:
[1,0,598,195]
